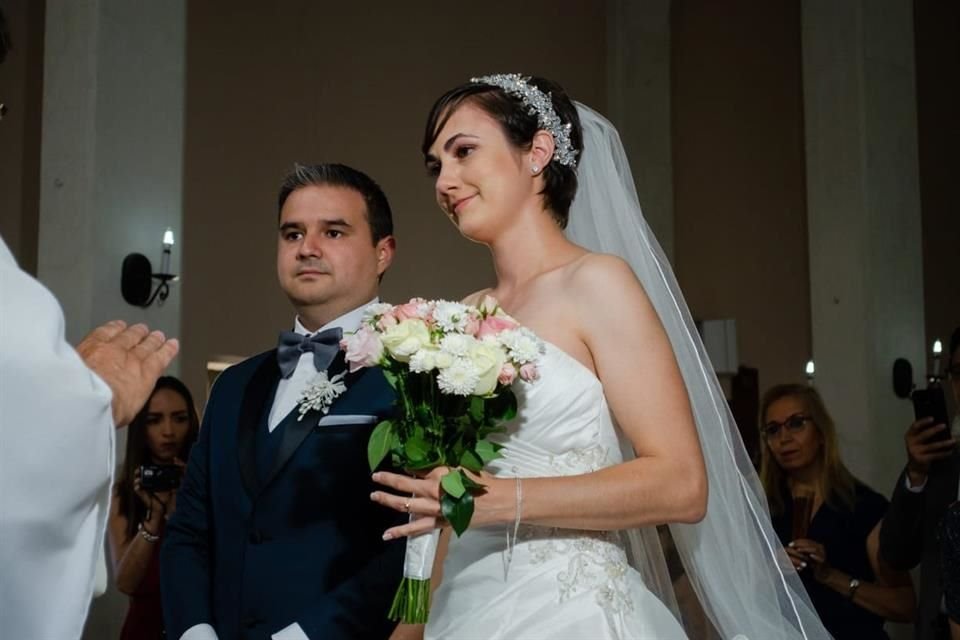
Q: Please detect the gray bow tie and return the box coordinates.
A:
[276,327,343,378]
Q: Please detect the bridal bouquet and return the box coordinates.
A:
[341,296,543,623]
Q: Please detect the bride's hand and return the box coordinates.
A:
[370,468,446,540]
[370,468,502,540]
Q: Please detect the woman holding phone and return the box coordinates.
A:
[108,376,199,640]
[760,383,916,639]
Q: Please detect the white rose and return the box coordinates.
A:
[469,340,508,396]
[381,319,431,362]
[434,350,455,370]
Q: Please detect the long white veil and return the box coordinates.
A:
[566,103,830,639]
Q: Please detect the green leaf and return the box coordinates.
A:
[488,391,518,422]
[382,369,400,390]
[367,420,394,471]
[441,491,475,536]
[475,439,502,465]
[459,449,483,473]
[440,469,466,499]
[460,472,484,491]
[404,435,429,462]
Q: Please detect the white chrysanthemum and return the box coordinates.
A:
[498,328,544,364]
[362,302,394,322]
[433,300,472,333]
[409,348,437,373]
[439,333,475,357]
[437,358,480,396]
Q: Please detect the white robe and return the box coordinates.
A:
[0,236,115,639]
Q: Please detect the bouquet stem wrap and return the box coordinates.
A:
[389,523,441,623]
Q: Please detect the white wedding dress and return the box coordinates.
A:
[425,341,689,639]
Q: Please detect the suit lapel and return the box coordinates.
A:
[237,350,281,498]
[263,351,366,486]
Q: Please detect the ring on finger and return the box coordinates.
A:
[404,498,412,513]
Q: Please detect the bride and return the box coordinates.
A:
[371,74,829,639]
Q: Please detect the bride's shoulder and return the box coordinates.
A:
[565,252,639,290]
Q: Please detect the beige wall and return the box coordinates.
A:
[0,0,43,273]
[672,0,810,398]
[181,1,607,402]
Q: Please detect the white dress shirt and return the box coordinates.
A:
[181,300,375,640]
[0,237,115,639]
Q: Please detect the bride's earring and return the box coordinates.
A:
[531,164,540,175]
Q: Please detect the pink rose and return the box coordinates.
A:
[463,313,481,337]
[342,326,384,372]
[477,314,520,339]
[498,362,518,385]
[376,312,399,331]
[395,298,427,321]
[519,363,539,382]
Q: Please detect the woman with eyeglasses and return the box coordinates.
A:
[760,384,916,639]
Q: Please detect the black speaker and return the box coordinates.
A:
[121,253,153,306]
[892,358,914,399]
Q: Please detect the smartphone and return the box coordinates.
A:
[912,386,950,441]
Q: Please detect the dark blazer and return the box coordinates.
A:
[161,349,405,640]
[880,453,960,640]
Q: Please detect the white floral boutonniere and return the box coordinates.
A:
[296,371,347,421]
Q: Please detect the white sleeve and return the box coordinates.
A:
[904,473,927,493]
[180,623,220,640]
[272,622,310,640]
[0,237,115,639]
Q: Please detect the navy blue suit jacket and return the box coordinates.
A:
[161,349,405,640]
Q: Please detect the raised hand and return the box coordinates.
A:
[904,417,955,485]
[76,320,179,427]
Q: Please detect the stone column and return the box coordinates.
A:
[802,0,926,492]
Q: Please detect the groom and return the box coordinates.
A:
[161,164,405,640]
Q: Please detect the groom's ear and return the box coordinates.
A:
[375,235,396,276]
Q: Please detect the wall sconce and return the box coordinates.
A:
[932,339,943,380]
[121,227,177,307]
[805,360,815,385]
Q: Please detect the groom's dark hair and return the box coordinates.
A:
[277,163,394,244]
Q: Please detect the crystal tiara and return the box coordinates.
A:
[470,73,579,168]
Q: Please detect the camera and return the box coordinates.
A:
[140,464,183,491]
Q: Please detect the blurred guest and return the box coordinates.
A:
[940,500,960,640]
[0,236,179,639]
[881,326,960,640]
[109,377,199,640]
[760,384,915,639]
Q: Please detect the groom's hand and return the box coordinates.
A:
[76,320,180,427]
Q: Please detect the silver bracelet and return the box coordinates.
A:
[138,522,160,543]
[502,476,523,579]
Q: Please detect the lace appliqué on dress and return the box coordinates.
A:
[546,443,610,474]
[522,526,634,615]
[518,444,633,615]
